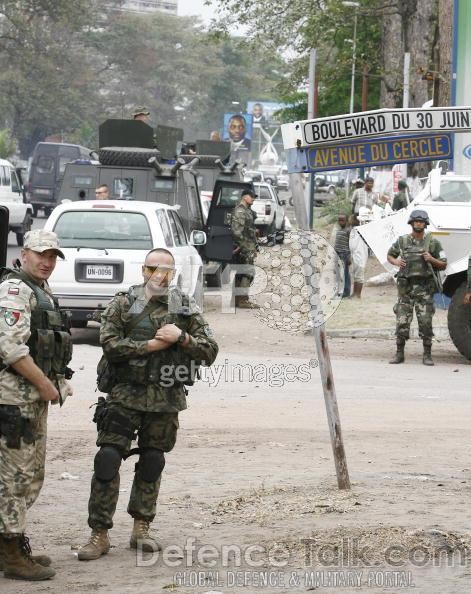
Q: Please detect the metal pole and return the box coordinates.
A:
[349,8,358,114]
[308,49,317,228]
[289,177,351,490]
[403,52,410,108]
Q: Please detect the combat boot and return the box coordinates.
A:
[77,529,110,561]
[130,519,162,552]
[1,535,55,581]
[423,341,434,366]
[236,296,260,309]
[389,338,405,364]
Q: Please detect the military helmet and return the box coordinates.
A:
[407,209,429,225]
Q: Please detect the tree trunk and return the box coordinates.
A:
[436,0,453,106]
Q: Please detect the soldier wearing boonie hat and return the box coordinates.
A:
[132,106,150,122]
[0,229,72,581]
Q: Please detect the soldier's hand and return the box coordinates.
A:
[147,338,171,352]
[155,323,181,344]
[38,377,60,402]
[395,257,407,268]
[232,246,241,255]
[464,292,471,305]
[422,251,433,262]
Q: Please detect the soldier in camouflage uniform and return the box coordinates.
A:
[0,230,73,581]
[464,255,471,305]
[78,248,218,561]
[387,210,447,366]
[231,189,260,309]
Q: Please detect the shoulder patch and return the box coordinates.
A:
[203,325,214,338]
[3,309,21,326]
[8,287,19,295]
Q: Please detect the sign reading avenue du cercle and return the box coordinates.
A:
[281,106,471,149]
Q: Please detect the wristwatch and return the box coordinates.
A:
[176,329,187,345]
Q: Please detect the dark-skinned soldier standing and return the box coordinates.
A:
[387,210,447,366]
[231,189,260,309]
[78,248,218,560]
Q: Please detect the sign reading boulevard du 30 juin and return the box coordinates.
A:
[281,107,471,149]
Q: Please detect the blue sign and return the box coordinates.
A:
[286,133,454,173]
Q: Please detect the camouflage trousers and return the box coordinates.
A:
[394,278,436,341]
[88,403,179,530]
[234,253,255,291]
[0,401,48,534]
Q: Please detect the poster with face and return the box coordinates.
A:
[247,101,286,126]
[223,113,253,151]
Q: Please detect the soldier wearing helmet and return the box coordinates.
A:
[387,209,447,366]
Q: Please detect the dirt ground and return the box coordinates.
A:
[2,270,470,594]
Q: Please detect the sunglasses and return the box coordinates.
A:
[144,264,175,275]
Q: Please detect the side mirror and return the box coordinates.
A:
[279,199,286,206]
[190,230,207,246]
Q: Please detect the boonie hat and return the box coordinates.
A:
[24,230,65,259]
[132,106,150,117]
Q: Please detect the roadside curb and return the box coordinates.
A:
[326,326,450,340]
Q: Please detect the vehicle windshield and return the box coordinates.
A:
[53,210,153,249]
[254,186,273,201]
[432,180,471,203]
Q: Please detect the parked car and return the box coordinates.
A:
[276,167,289,191]
[0,158,33,245]
[43,200,205,327]
[251,182,286,243]
[243,169,265,183]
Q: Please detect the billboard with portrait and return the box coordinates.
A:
[246,101,286,126]
[223,113,253,151]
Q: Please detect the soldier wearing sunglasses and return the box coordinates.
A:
[78,248,218,561]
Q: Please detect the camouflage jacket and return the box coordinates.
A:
[100,284,218,413]
[0,273,71,410]
[388,233,446,279]
[231,201,257,257]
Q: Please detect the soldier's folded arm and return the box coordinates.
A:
[99,295,160,361]
[231,210,246,243]
[181,314,218,366]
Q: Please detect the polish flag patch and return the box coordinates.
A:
[8,287,19,295]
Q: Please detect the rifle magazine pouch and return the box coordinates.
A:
[53,331,73,374]
[35,329,55,376]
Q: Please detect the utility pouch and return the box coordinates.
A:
[0,405,35,449]
[52,331,73,374]
[34,329,55,376]
[97,355,115,393]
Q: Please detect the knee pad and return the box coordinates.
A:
[136,448,165,482]
[94,446,122,482]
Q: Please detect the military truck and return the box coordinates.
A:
[358,168,471,361]
[57,120,254,287]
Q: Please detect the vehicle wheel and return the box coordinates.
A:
[328,186,336,195]
[32,205,39,217]
[447,282,471,360]
[205,268,222,288]
[276,220,286,244]
[71,320,88,329]
[98,147,160,167]
[289,196,294,206]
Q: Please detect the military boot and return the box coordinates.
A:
[1,535,55,581]
[77,529,110,561]
[236,296,260,309]
[130,519,162,552]
[423,341,434,366]
[389,338,405,364]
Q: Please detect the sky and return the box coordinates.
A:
[177,0,217,23]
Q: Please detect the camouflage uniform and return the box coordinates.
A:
[468,255,471,290]
[231,201,258,294]
[0,272,71,535]
[388,234,447,341]
[87,285,218,530]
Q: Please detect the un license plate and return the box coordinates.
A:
[85,265,114,280]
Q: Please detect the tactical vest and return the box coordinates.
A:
[0,268,72,378]
[112,287,198,389]
[397,235,432,279]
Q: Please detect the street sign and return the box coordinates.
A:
[285,133,453,173]
[281,106,471,149]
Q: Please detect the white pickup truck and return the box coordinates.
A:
[251,182,287,244]
[0,158,32,245]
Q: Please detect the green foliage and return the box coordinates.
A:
[319,194,352,224]
[0,130,17,159]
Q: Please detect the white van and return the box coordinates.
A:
[0,158,33,245]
